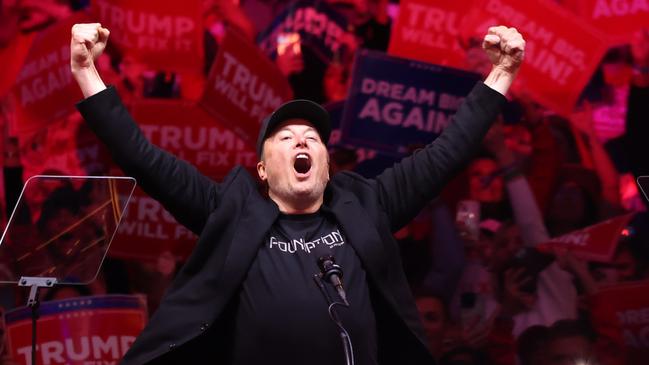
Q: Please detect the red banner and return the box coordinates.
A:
[5,295,147,365]
[200,30,293,144]
[538,214,634,262]
[388,0,471,69]
[91,0,204,73]
[574,0,649,44]
[108,100,256,261]
[10,13,88,134]
[589,281,649,364]
[465,0,609,115]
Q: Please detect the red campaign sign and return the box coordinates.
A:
[91,0,204,73]
[112,187,197,262]
[108,100,257,261]
[200,30,293,144]
[466,0,609,115]
[589,281,649,364]
[574,0,649,44]
[10,13,89,135]
[538,214,634,262]
[388,0,472,69]
[5,295,147,365]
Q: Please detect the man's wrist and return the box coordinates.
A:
[72,65,107,98]
[484,66,517,96]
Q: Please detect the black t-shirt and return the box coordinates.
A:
[230,211,378,364]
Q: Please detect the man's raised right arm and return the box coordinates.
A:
[71,23,220,234]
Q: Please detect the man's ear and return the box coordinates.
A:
[257,160,267,181]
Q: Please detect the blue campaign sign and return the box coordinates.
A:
[340,50,481,156]
[325,99,396,178]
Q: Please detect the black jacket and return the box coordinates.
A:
[77,82,505,364]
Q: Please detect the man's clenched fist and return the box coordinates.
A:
[482,26,525,75]
[70,23,110,74]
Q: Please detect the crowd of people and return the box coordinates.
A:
[0,0,648,364]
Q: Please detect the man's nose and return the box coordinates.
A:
[295,136,307,147]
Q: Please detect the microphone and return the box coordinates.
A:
[317,254,349,306]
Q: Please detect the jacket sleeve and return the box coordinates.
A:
[374,82,506,231]
[76,87,219,235]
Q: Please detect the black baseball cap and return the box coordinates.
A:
[257,99,331,157]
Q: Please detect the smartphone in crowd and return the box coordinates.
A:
[277,32,301,56]
[456,200,481,242]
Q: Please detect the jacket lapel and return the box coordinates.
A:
[322,188,395,305]
[219,194,279,293]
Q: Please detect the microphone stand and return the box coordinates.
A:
[313,274,354,365]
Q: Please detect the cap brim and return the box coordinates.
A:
[257,99,331,156]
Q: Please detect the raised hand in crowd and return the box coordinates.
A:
[499,267,536,316]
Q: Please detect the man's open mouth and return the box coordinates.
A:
[294,153,312,174]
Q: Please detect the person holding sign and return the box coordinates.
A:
[69,22,524,365]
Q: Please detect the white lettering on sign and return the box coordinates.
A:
[618,308,649,325]
[140,125,245,151]
[592,0,649,19]
[16,335,135,365]
[18,44,74,107]
[359,98,452,133]
[356,77,461,133]
[553,232,590,246]
[361,78,436,106]
[213,51,284,121]
[96,0,196,52]
[121,196,176,223]
[398,2,463,51]
[484,0,590,85]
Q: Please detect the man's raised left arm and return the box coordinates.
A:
[374,26,525,231]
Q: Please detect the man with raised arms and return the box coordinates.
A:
[70,22,524,364]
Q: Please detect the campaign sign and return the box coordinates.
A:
[201,30,293,144]
[5,295,147,365]
[388,0,471,69]
[537,214,634,262]
[325,100,388,178]
[10,13,88,134]
[574,0,649,43]
[257,0,355,62]
[92,0,203,72]
[467,0,609,115]
[590,281,649,363]
[340,50,480,155]
[107,100,256,261]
